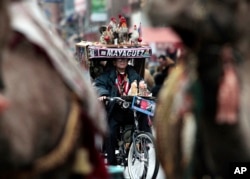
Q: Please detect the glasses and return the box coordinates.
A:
[116,59,128,62]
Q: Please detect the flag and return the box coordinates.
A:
[138,22,142,38]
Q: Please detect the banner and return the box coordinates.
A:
[88,46,152,59]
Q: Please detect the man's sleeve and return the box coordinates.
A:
[93,75,110,96]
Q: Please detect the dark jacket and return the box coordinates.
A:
[93,65,143,123]
[151,72,165,97]
[93,65,142,97]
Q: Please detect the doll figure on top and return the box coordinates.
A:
[117,15,129,44]
[98,15,143,46]
[99,26,114,45]
[108,17,117,33]
[129,24,142,46]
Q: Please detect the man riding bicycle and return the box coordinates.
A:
[93,58,151,166]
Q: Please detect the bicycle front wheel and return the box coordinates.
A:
[127,132,159,179]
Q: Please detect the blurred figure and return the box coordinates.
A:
[147,54,159,76]
[166,45,178,63]
[151,72,165,97]
[151,54,175,97]
[0,1,108,179]
[145,0,250,179]
[157,54,175,76]
[144,68,155,91]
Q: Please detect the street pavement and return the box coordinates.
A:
[106,154,166,178]
[123,164,166,179]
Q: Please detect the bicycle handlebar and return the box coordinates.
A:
[103,96,156,117]
[104,97,131,109]
[105,96,125,102]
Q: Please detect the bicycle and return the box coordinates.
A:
[104,96,159,179]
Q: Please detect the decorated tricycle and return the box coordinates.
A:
[75,15,159,179]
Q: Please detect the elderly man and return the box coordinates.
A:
[93,58,151,165]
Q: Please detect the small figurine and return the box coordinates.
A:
[117,15,128,44]
[128,80,138,96]
[98,15,143,45]
[108,17,119,44]
[130,25,140,45]
[108,17,117,33]
[99,26,113,45]
[139,80,149,96]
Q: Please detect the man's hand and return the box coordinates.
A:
[98,96,107,101]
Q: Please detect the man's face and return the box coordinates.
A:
[114,58,128,70]
[158,57,167,67]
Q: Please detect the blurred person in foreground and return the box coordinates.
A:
[0,1,109,178]
[145,0,250,178]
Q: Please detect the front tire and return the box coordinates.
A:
[127,132,159,179]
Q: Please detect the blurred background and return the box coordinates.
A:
[37,0,184,81]
[39,0,182,54]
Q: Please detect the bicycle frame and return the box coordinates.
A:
[104,96,159,178]
[107,96,153,161]
[115,98,141,166]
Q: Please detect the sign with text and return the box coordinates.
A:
[88,46,152,59]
